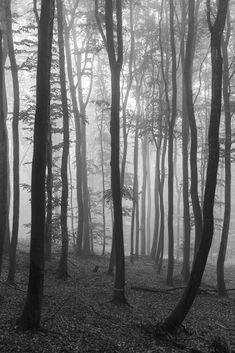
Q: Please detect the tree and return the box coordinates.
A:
[0,28,8,276]
[56,0,69,279]
[180,0,191,281]
[17,0,55,330]
[184,0,202,258]
[6,0,20,284]
[217,6,231,297]
[166,0,177,286]
[161,0,228,333]
[64,1,84,256]
[105,0,126,303]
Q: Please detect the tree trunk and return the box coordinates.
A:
[64,24,84,256]
[162,0,228,333]
[120,1,134,187]
[5,0,20,283]
[155,131,167,273]
[0,28,8,276]
[180,3,191,279]
[45,123,52,262]
[105,0,126,303]
[166,0,177,286]
[217,12,231,297]
[56,0,69,279]
[17,0,55,330]
[146,143,151,255]
[141,135,147,255]
[150,150,160,259]
[184,0,202,258]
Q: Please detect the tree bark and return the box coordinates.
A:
[56,0,69,279]
[162,0,228,333]
[166,0,177,286]
[0,28,8,276]
[217,10,231,297]
[5,0,20,283]
[64,22,84,256]
[105,0,126,303]
[184,0,202,258]
[45,123,52,262]
[17,0,55,330]
[140,135,147,255]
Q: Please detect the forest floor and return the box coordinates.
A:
[0,244,235,353]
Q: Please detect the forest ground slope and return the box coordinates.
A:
[0,244,234,353]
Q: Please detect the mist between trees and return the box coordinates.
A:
[0,0,234,349]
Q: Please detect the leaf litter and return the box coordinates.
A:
[0,250,234,353]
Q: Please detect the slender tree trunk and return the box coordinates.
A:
[120,1,134,187]
[0,29,8,276]
[146,143,151,255]
[166,0,177,286]
[80,113,90,255]
[45,123,52,262]
[150,150,160,259]
[162,0,228,333]
[134,92,140,259]
[68,153,75,247]
[17,0,55,330]
[64,25,83,256]
[217,13,231,297]
[57,0,69,279]
[184,0,202,258]
[155,132,167,273]
[180,6,191,279]
[141,135,147,255]
[5,0,20,283]
[99,115,106,255]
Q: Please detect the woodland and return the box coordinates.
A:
[0,0,235,352]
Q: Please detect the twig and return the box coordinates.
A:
[42,293,76,324]
[215,322,235,332]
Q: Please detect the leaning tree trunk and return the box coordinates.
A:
[5,0,20,284]
[17,0,55,330]
[57,0,69,279]
[0,29,8,276]
[217,12,231,297]
[161,0,228,333]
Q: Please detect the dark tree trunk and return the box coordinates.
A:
[45,123,52,262]
[180,2,191,280]
[161,0,228,333]
[5,0,20,283]
[64,24,84,256]
[17,0,55,330]
[146,143,151,255]
[105,0,126,303]
[134,88,140,259]
[166,0,177,286]
[155,131,167,273]
[184,0,202,258]
[140,135,147,255]
[56,0,69,279]
[150,150,160,259]
[0,29,8,276]
[217,11,231,297]
[120,1,134,188]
